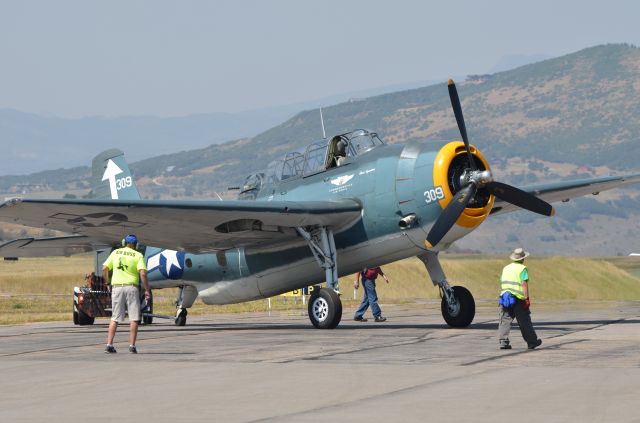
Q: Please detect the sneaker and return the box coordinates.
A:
[104,345,117,354]
[129,345,137,354]
[354,317,368,322]
[374,316,387,322]
[500,344,512,350]
[528,339,542,350]
[333,288,341,296]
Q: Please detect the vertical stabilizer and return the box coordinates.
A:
[88,149,141,200]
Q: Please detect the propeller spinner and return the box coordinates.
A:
[425,80,555,248]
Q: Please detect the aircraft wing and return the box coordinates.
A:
[0,235,111,258]
[491,174,640,215]
[0,198,362,253]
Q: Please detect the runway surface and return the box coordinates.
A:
[1,301,639,422]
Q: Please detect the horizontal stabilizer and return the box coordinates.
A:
[0,235,110,258]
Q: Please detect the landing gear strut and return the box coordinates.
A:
[417,251,475,327]
[297,226,342,329]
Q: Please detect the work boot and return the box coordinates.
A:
[104,345,117,354]
[528,339,542,349]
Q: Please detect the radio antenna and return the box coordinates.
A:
[319,107,327,139]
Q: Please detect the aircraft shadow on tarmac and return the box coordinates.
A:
[73,318,639,334]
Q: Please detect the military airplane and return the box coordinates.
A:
[1,80,639,329]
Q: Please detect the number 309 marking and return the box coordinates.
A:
[424,186,445,204]
[116,176,132,191]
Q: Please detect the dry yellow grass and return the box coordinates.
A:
[1,254,640,324]
[372,255,640,301]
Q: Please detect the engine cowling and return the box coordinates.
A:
[432,141,494,231]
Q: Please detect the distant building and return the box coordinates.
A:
[466,74,493,83]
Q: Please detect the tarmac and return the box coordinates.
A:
[1,300,640,422]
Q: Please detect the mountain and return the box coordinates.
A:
[488,53,552,73]
[2,44,640,255]
[129,44,640,191]
[0,78,444,176]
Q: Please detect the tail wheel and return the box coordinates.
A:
[308,288,342,329]
[441,286,475,328]
[175,308,187,326]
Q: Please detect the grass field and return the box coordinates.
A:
[1,254,640,324]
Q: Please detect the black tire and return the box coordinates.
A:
[141,290,153,325]
[308,288,342,329]
[73,309,79,325]
[76,308,95,326]
[175,309,187,326]
[441,286,475,328]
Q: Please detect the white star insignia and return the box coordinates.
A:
[162,250,182,274]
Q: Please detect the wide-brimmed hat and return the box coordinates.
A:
[509,247,530,261]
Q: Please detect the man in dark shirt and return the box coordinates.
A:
[353,266,389,322]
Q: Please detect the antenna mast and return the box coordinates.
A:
[319,107,327,139]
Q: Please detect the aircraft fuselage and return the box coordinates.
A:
[145,138,492,304]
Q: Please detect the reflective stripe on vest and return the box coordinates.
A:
[500,262,527,300]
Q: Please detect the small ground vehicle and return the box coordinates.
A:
[73,272,153,325]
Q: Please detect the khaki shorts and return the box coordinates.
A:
[111,285,141,323]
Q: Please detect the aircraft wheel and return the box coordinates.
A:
[141,290,153,325]
[441,286,475,328]
[308,288,342,329]
[77,308,95,326]
[175,308,187,326]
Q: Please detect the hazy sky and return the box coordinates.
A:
[1,0,639,118]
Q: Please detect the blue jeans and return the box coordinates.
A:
[354,278,382,319]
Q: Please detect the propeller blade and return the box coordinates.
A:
[447,79,476,170]
[426,183,478,248]
[487,181,555,216]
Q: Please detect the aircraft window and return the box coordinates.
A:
[303,140,329,175]
[281,151,305,180]
[265,160,284,184]
[349,130,382,155]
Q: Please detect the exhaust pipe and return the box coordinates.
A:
[398,214,417,229]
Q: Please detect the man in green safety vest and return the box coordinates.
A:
[497,247,542,350]
[102,234,150,354]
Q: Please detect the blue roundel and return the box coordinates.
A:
[159,250,186,279]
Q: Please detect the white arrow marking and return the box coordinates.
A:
[102,159,124,199]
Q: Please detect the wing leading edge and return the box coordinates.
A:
[0,198,362,253]
[491,174,640,216]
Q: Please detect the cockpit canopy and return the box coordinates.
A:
[237,129,384,200]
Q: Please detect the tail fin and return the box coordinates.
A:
[87,149,141,200]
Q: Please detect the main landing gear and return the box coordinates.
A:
[308,287,342,329]
[417,251,475,327]
[297,226,342,329]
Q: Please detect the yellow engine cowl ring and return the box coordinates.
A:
[432,141,494,229]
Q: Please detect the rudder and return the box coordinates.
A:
[87,149,141,200]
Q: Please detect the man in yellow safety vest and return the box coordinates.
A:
[497,247,542,350]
